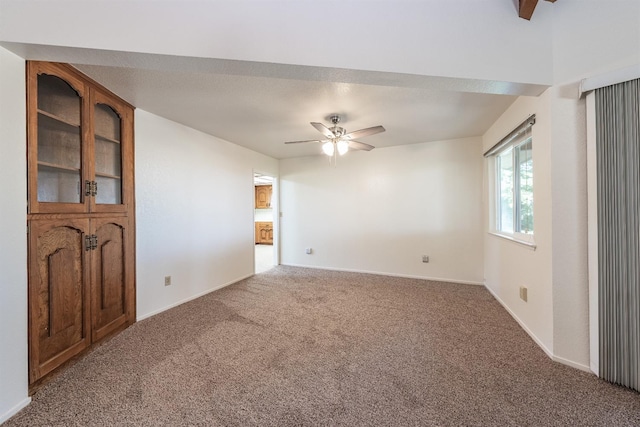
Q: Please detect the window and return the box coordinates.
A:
[485,115,535,245]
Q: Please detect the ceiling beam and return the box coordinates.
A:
[519,0,556,20]
[519,0,539,20]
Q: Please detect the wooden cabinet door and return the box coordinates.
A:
[255,185,272,208]
[27,62,89,214]
[28,218,90,383]
[91,217,135,342]
[255,222,273,245]
[266,225,274,244]
[89,89,134,214]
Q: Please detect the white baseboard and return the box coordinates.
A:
[484,284,594,374]
[0,397,31,424]
[553,355,592,373]
[483,284,554,359]
[280,263,484,286]
[136,273,254,322]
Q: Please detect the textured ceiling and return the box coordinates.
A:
[73,60,519,160]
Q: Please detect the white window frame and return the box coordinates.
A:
[485,115,536,249]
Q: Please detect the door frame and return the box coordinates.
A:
[253,170,279,272]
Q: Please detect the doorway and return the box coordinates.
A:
[254,172,276,273]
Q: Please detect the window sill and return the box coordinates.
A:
[488,231,537,250]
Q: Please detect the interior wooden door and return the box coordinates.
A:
[90,216,134,342]
[28,218,90,383]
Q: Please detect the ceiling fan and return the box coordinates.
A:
[285,115,385,157]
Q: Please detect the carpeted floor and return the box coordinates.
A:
[5,266,640,426]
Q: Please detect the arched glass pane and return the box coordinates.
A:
[37,74,82,203]
[94,103,122,205]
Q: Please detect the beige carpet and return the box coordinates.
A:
[5,266,640,426]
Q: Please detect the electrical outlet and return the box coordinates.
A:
[422,255,429,263]
[305,248,312,254]
[164,276,172,286]
[519,286,528,302]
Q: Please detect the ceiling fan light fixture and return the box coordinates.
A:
[285,115,385,161]
[337,140,349,155]
[322,141,335,156]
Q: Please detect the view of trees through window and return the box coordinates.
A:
[496,137,533,235]
[517,139,533,233]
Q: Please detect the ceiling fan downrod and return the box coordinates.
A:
[329,115,345,137]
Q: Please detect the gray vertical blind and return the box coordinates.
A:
[596,78,640,391]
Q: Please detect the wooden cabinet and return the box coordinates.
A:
[26,61,136,386]
[27,62,134,215]
[255,185,272,209]
[28,219,91,382]
[90,216,135,343]
[255,222,273,245]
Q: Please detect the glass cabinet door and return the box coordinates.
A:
[93,103,123,205]
[89,89,132,213]
[36,73,83,204]
[28,62,89,214]
[28,62,133,215]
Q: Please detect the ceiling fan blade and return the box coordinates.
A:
[348,140,375,151]
[343,125,385,140]
[311,122,336,139]
[284,139,324,145]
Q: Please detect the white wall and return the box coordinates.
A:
[549,84,590,368]
[0,47,30,423]
[482,92,555,355]
[482,86,593,372]
[0,0,554,85]
[135,110,278,319]
[254,208,273,222]
[552,0,640,85]
[280,137,484,284]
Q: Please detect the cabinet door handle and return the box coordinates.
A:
[84,181,98,197]
[85,234,99,250]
